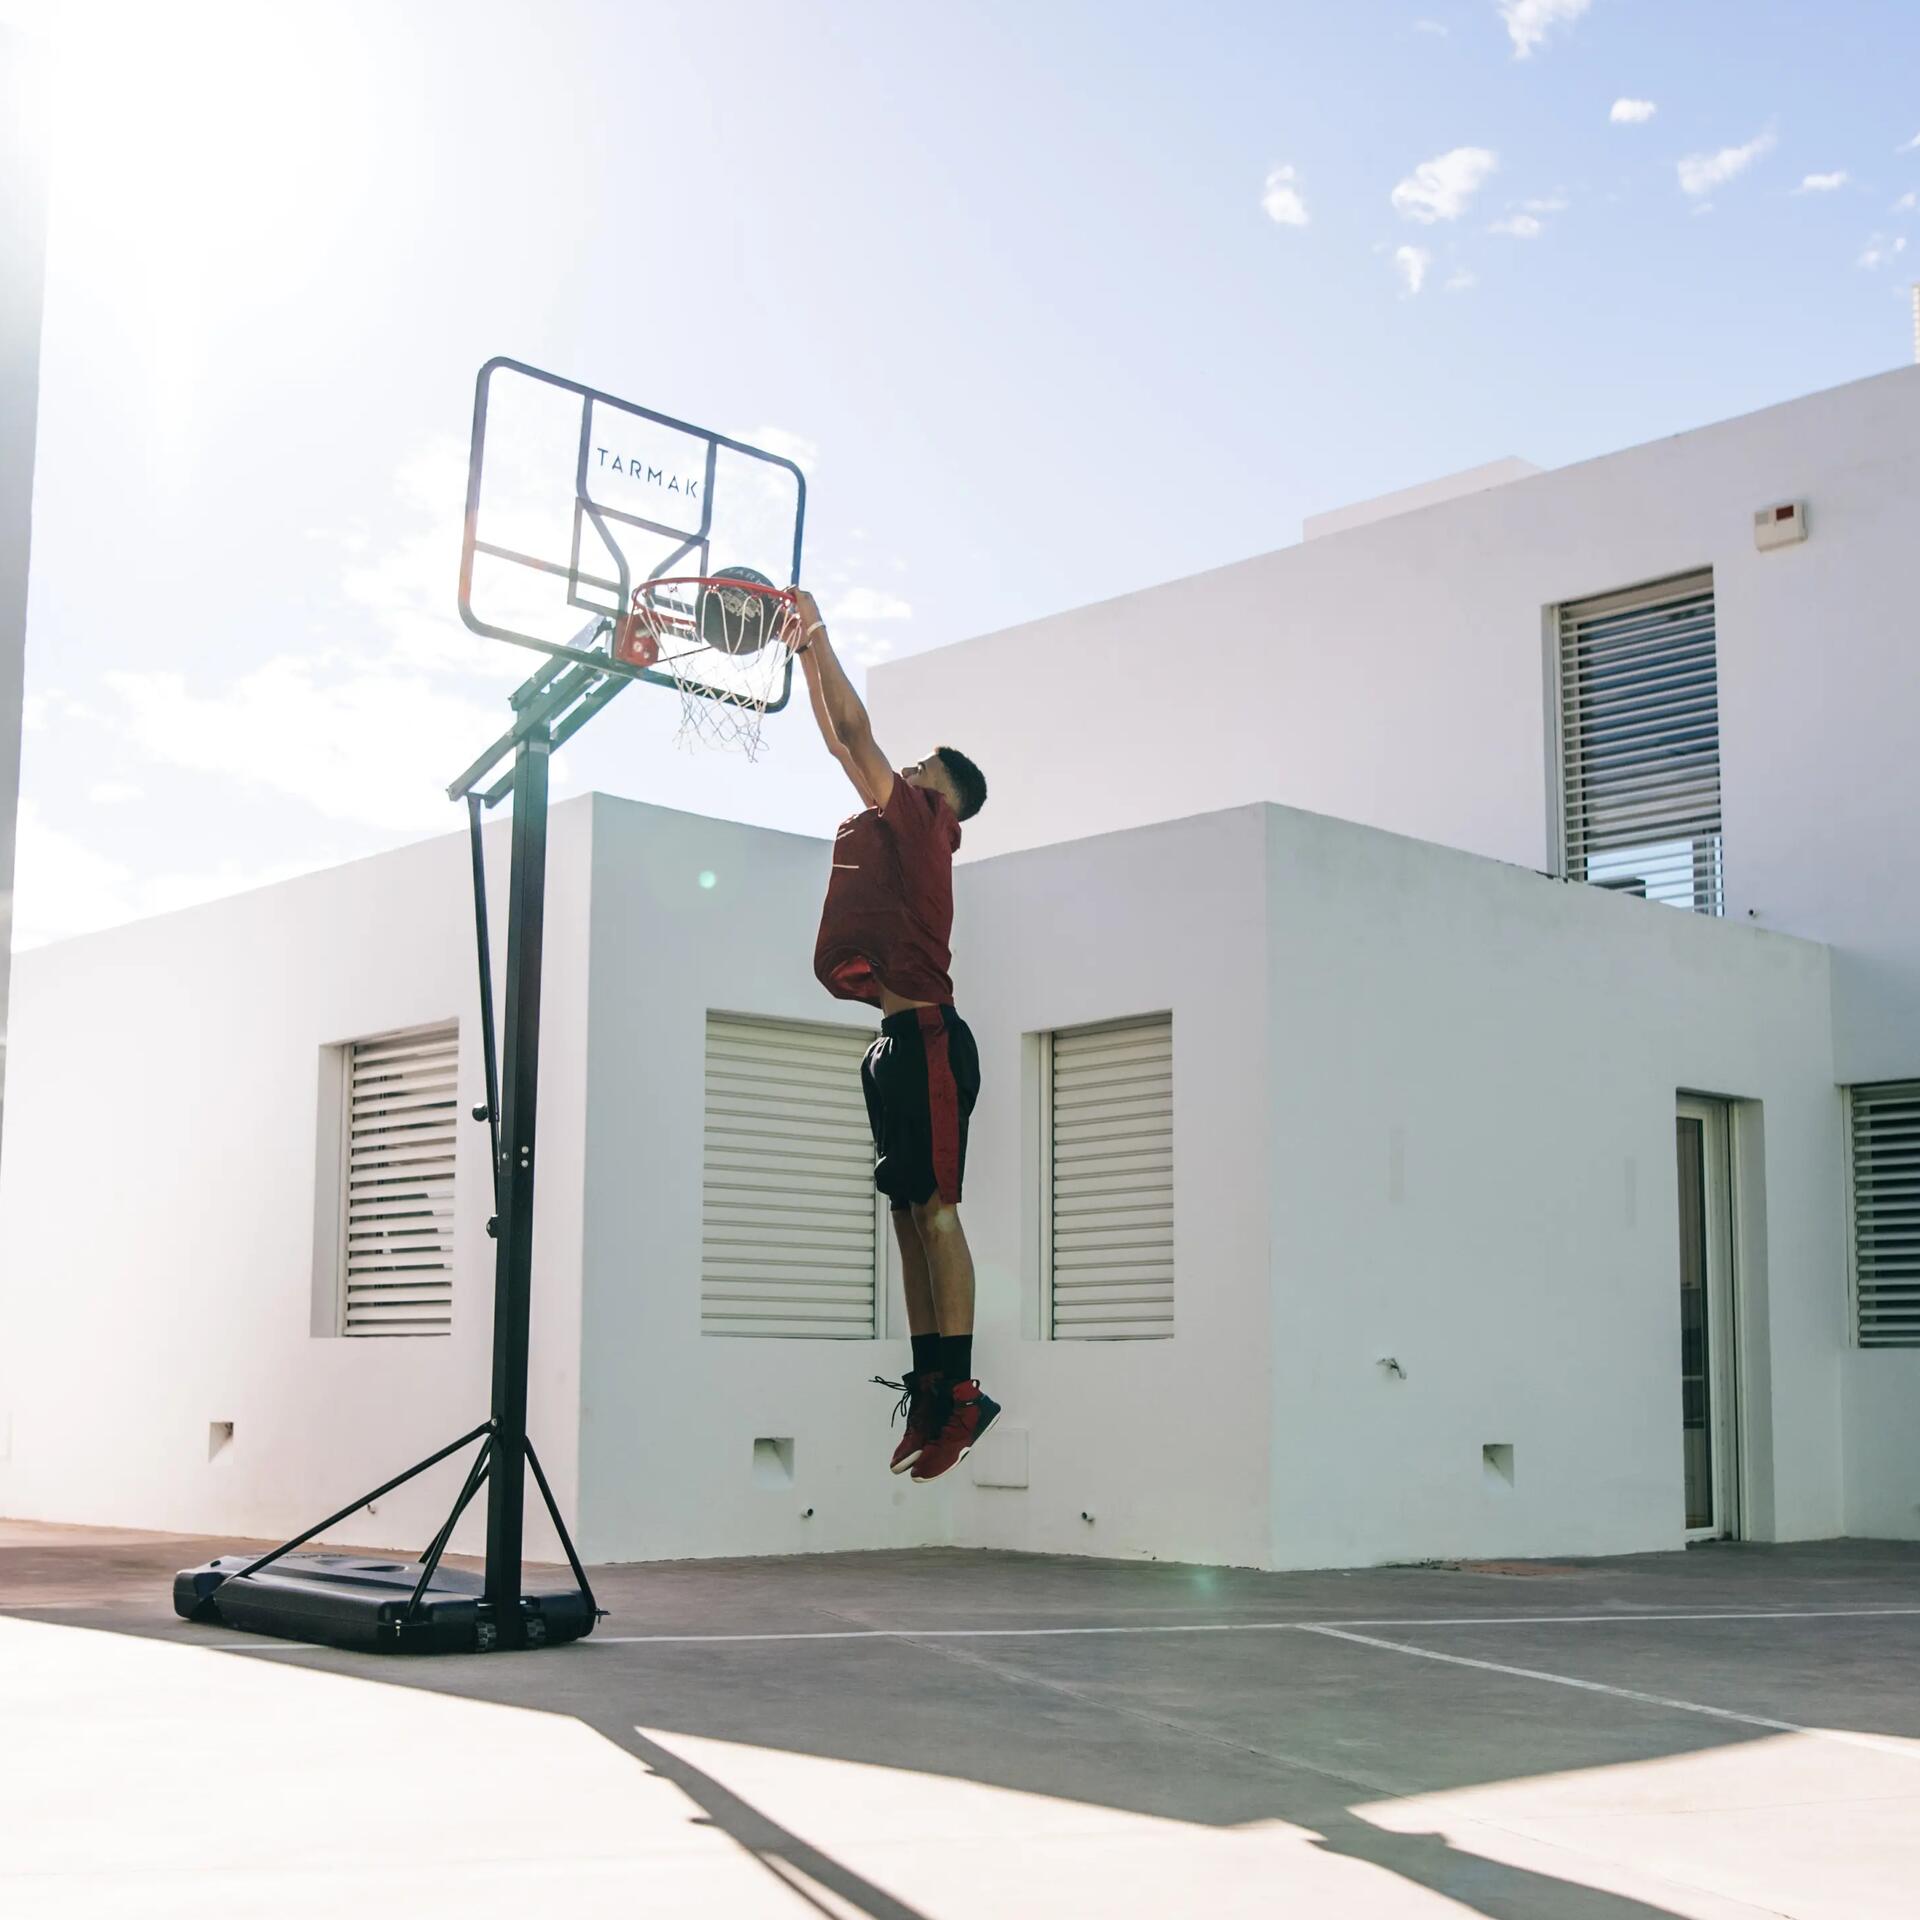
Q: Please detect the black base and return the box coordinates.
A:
[174,1553,597,1655]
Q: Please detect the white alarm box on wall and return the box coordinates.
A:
[1754,501,1808,550]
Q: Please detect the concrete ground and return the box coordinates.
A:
[2,1522,1917,1918]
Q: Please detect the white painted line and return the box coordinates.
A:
[202,1641,340,1652]
[1333,1607,1920,1628]
[580,1606,1920,1646]
[1300,1624,1920,1763]
[175,1604,1920,1655]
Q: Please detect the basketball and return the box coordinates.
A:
[698,565,780,656]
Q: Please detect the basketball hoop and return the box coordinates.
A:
[613,568,796,758]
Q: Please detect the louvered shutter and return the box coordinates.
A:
[702,1014,882,1338]
[1046,1014,1173,1339]
[1848,1081,1920,1349]
[1558,571,1723,914]
[341,1025,457,1336]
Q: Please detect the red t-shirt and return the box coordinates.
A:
[814,777,961,1006]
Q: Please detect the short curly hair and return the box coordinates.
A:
[933,746,987,821]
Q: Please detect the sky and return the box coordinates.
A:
[6,0,1919,948]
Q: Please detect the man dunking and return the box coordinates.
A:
[787,588,999,1482]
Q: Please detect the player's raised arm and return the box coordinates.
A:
[790,589,895,810]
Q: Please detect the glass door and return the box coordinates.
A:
[1676,1099,1738,1538]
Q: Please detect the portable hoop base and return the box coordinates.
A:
[174,1554,598,1655]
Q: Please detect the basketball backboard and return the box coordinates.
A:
[457,358,806,712]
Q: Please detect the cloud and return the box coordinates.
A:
[1413,17,1448,33]
[332,434,531,683]
[818,584,913,668]
[1893,191,1918,213]
[1260,164,1310,228]
[1392,147,1498,223]
[825,587,912,622]
[86,782,143,805]
[1445,268,1478,292]
[10,802,323,950]
[1610,98,1657,125]
[97,659,508,834]
[838,634,896,669]
[1393,245,1433,294]
[1795,171,1849,193]
[1901,132,1920,153]
[1858,233,1910,269]
[1499,0,1589,59]
[1489,193,1564,239]
[1677,130,1775,197]
[746,426,819,474]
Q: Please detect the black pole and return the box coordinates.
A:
[483,727,550,1647]
[467,795,504,1207]
[407,1444,492,1623]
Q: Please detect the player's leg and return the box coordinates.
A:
[911,1196,974,1374]
[892,1203,938,1342]
[907,1009,998,1481]
[867,1033,942,1472]
[908,1005,980,1374]
[908,1197,998,1481]
[879,1205,944,1475]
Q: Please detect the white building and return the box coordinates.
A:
[0,28,50,1144]
[2,369,1916,1569]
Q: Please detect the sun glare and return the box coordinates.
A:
[20,2,379,450]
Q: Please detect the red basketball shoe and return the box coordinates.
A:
[910,1380,1002,1483]
[872,1372,943,1475]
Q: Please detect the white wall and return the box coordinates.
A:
[0,29,49,1153]
[868,366,1920,1085]
[0,803,593,1562]
[576,794,946,1563]
[0,790,1896,1567]
[1263,805,1846,1568]
[944,806,1275,1568]
[578,800,1275,1569]
[1842,1357,1920,1540]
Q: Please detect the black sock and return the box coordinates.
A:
[911,1333,941,1380]
[938,1334,973,1385]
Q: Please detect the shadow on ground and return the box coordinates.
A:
[7,1523,1919,1918]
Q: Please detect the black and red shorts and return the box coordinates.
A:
[860,1005,980,1210]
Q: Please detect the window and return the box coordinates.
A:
[1556,570,1723,914]
[340,1025,458,1336]
[701,1014,883,1338]
[1042,1013,1173,1340]
[1847,1081,1920,1349]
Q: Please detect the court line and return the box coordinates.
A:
[186,1603,1920,1654]
[579,1605,1920,1646]
[1300,1624,1920,1762]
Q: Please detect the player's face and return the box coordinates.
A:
[905,757,952,806]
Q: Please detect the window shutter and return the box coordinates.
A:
[1046,1014,1173,1339]
[702,1014,882,1338]
[1848,1081,1920,1349]
[342,1025,457,1336]
[1558,570,1723,914]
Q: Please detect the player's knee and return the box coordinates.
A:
[911,1197,958,1235]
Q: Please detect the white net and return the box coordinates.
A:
[616,573,796,758]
